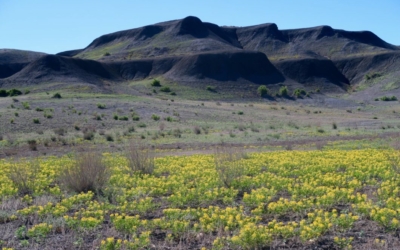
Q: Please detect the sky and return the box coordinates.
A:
[1,0,399,54]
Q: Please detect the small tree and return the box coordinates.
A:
[257,85,270,97]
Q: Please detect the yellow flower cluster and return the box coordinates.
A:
[2,149,400,249]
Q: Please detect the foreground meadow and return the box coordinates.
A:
[1,148,400,249]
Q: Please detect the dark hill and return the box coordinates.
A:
[1,16,399,96]
[0,55,118,88]
[0,49,46,79]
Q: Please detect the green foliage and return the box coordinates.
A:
[206,86,217,92]
[293,89,307,98]
[52,93,62,99]
[0,89,8,97]
[22,102,30,110]
[160,86,171,93]
[278,86,289,97]
[8,89,22,97]
[152,114,160,121]
[257,85,270,97]
[33,118,40,124]
[380,96,397,101]
[365,72,382,80]
[118,116,129,121]
[151,79,161,87]
[97,103,106,109]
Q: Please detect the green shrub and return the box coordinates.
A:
[105,134,114,141]
[0,89,8,97]
[152,114,160,121]
[35,107,44,112]
[138,122,147,128]
[22,102,30,110]
[380,96,397,101]
[83,131,95,140]
[97,103,106,109]
[237,111,244,115]
[160,86,171,93]
[27,140,37,151]
[119,116,129,121]
[33,118,40,124]
[365,72,382,80]
[278,86,289,97]
[293,89,307,98]
[113,114,119,120]
[151,79,161,87]
[206,86,216,92]
[8,89,22,97]
[257,85,270,97]
[52,93,62,99]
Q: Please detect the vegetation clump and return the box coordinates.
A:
[380,96,397,101]
[257,85,270,97]
[151,79,161,87]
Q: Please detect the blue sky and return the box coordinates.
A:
[1,0,399,54]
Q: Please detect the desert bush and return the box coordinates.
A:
[105,134,114,142]
[59,151,109,194]
[365,72,382,80]
[151,79,161,87]
[0,89,8,97]
[97,103,106,109]
[8,89,22,97]
[152,114,160,121]
[83,131,95,140]
[332,123,338,129]
[22,102,30,110]
[173,128,182,138]
[35,107,44,112]
[193,126,201,135]
[380,96,397,101]
[54,128,66,136]
[52,93,62,99]
[33,118,40,124]
[127,126,135,133]
[7,159,41,195]
[125,141,155,176]
[206,86,216,92]
[160,86,171,93]
[257,85,270,97]
[278,86,289,97]
[237,111,244,115]
[27,140,37,151]
[214,147,246,188]
[293,89,307,98]
[118,116,129,121]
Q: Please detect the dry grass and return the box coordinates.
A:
[6,159,41,195]
[214,146,247,188]
[59,151,109,194]
[125,140,155,175]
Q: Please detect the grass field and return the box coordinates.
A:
[1,79,400,249]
